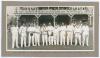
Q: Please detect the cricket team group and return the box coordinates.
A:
[10,21,89,48]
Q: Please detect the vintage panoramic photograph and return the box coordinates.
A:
[6,6,94,51]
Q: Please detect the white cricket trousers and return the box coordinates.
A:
[42,34,48,46]
[56,34,59,45]
[82,32,89,46]
[54,34,59,45]
[75,33,81,46]
[60,34,65,45]
[21,34,27,47]
[48,35,54,45]
[28,33,35,46]
[35,34,40,46]
[67,32,73,45]
[12,34,19,48]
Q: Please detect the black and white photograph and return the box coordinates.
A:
[6,6,94,51]
[1,1,99,57]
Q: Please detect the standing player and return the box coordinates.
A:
[11,24,19,48]
[27,23,36,46]
[53,25,59,45]
[47,23,54,45]
[27,24,31,47]
[56,25,60,45]
[74,23,82,46]
[60,23,66,45]
[66,23,74,45]
[41,24,48,46]
[19,24,27,47]
[82,22,89,46]
[35,24,40,46]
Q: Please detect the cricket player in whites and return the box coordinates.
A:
[35,24,40,46]
[74,22,82,46]
[47,23,54,45]
[53,24,59,45]
[41,24,48,46]
[27,23,32,47]
[82,22,89,46]
[11,24,19,48]
[27,23,36,46]
[66,23,74,45]
[19,24,27,47]
[60,23,66,45]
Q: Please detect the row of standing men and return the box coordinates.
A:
[10,23,89,48]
